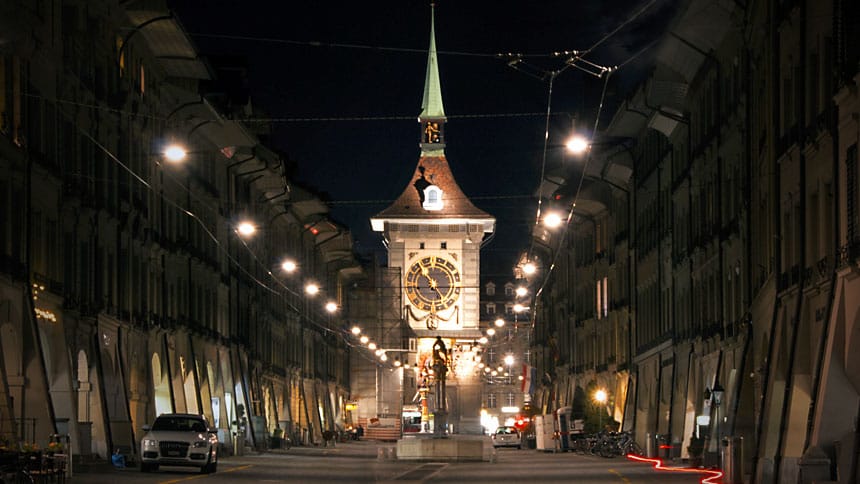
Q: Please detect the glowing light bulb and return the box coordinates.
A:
[544,212,563,228]
[163,144,187,163]
[565,135,589,154]
[236,221,256,237]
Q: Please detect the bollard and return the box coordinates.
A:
[646,433,655,458]
[721,436,744,484]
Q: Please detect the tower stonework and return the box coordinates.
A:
[370,5,495,435]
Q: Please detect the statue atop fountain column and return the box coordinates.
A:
[432,336,449,437]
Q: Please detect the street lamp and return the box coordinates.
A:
[494,318,505,328]
[594,389,608,431]
[522,262,537,275]
[236,221,256,237]
[565,135,589,154]
[543,212,563,228]
[712,382,725,443]
[281,259,297,273]
[325,301,338,313]
[351,326,361,335]
[305,283,319,296]
[163,144,188,163]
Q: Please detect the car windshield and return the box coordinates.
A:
[496,427,517,434]
[152,416,207,432]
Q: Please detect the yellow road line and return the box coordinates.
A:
[158,464,253,484]
[609,468,632,483]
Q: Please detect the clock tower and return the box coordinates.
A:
[370,4,495,435]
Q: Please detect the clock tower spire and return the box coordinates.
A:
[419,3,446,154]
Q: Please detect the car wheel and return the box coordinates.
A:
[201,449,217,474]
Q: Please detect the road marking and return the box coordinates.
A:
[609,469,631,483]
[391,462,448,481]
[158,464,253,484]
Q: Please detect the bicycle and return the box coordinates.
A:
[0,453,34,484]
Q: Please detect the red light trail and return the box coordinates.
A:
[626,453,723,484]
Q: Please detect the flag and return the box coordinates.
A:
[521,364,536,394]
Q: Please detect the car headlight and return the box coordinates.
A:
[143,439,158,447]
[192,441,208,448]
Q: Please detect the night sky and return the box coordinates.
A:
[168,0,676,275]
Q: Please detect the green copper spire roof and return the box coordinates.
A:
[419,5,445,120]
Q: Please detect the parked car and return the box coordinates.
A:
[492,426,522,449]
[140,413,218,473]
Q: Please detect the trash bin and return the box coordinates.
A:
[645,433,656,458]
[526,434,536,449]
[721,436,743,484]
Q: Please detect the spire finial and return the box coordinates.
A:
[419,3,445,121]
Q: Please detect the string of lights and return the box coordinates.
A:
[504,0,668,324]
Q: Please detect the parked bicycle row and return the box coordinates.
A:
[571,430,643,458]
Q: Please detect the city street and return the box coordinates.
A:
[71,439,709,483]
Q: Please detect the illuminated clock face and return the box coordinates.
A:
[405,256,461,312]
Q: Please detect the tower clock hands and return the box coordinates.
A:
[426,275,442,300]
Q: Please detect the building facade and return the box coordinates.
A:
[0,0,360,459]
[528,0,860,482]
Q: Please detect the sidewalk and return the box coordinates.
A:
[264,438,393,459]
[71,436,491,478]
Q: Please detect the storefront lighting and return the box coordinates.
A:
[305,283,319,295]
[367,342,377,350]
[360,335,369,344]
[351,326,361,335]
[486,328,496,336]
[325,301,338,313]
[281,260,297,273]
[494,318,505,327]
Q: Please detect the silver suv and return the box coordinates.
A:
[140,413,218,473]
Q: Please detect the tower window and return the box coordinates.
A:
[419,242,425,249]
[440,242,447,249]
[422,185,443,210]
